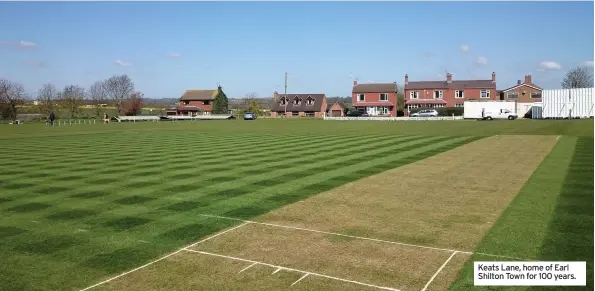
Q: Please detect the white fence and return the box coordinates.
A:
[165,115,235,120]
[323,116,463,121]
[542,88,594,118]
[117,116,161,122]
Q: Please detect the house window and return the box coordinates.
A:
[507,92,518,99]
[455,103,464,108]
[203,100,211,105]
[304,112,314,117]
[280,97,287,105]
[357,94,365,101]
[292,112,299,116]
[480,90,490,98]
[380,93,388,101]
[455,90,464,98]
[306,96,314,105]
[293,96,301,105]
[410,91,419,99]
[408,104,420,109]
[531,92,542,99]
[433,90,443,99]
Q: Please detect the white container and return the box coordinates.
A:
[542,88,594,118]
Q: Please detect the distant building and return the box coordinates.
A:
[351,81,398,117]
[403,72,498,112]
[270,91,327,117]
[166,85,225,116]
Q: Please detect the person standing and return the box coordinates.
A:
[49,111,55,126]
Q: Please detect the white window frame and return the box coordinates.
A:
[409,91,419,99]
[531,92,542,99]
[433,90,443,99]
[306,96,314,105]
[455,90,464,98]
[379,93,388,101]
[507,92,518,99]
[480,89,490,98]
[408,104,420,109]
[357,94,365,101]
[455,103,464,108]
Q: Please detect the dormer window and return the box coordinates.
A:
[293,96,301,105]
[306,96,314,105]
[279,97,287,105]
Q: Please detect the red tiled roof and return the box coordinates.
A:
[352,101,395,107]
[405,80,495,90]
[353,83,398,93]
[405,99,447,104]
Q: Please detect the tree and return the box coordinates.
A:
[0,79,26,121]
[104,74,134,115]
[37,83,59,117]
[59,85,85,119]
[561,66,594,89]
[88,81,107,117]
[244,92,261,115]
[122,91,143,116]
[212,86,229,114]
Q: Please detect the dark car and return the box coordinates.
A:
[346,110,369,117]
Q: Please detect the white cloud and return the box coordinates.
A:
[583,60,594,67]
[459,44,469,53]
[476,56,488,65]
[19,41,37,47]
[0,40,37,48]
[166,52,181,58]
[539,61,561,70]
[114,60,132,67]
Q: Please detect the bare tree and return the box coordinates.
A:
[561,66,594,89]
[0,79,26,121]
[37,83,58,116]
[88,81,107,117]
[104,74,134,115]
[59,85,85,119]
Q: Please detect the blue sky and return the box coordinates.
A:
[0,1,593,99]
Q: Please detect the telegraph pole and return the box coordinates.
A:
[284,72,288,115]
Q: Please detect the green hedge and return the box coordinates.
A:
[409,107,464,116]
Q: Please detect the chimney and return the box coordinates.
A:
[517,80,521,85]
[405,74,409,85]
[217,84,222,91]
[353,80,357,86]
[446,73,452,83]
[524,75,532,84]
[492,72,496,83]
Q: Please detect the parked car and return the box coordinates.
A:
[410,109,439,117]
[480,109,518,120]
[243,112,257,120]
[346,110,369,117]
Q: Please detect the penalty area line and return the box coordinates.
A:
[77,222,250,291]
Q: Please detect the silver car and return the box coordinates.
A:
[411,109,439,117]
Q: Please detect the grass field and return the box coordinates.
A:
[0,119,592,291]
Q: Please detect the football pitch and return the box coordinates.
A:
[0,119,592,291]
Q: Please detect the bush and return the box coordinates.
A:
[409,107,463,116]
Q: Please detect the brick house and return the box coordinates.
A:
[500,75,542,102]
[166,86,224,116]
[351,81,398,117]
[499,75,542,117]
[326,102,346,117]
[270,92,327,117]
[403,73,498,112]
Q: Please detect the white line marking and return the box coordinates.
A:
[556,135,561,140]
[291,273,309,286]
[183,249,401,291]
[198,214,525,260]
[78,222,249,291]
[272,267,282,274]
[238,262,257,274]
[420,251,458,291]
